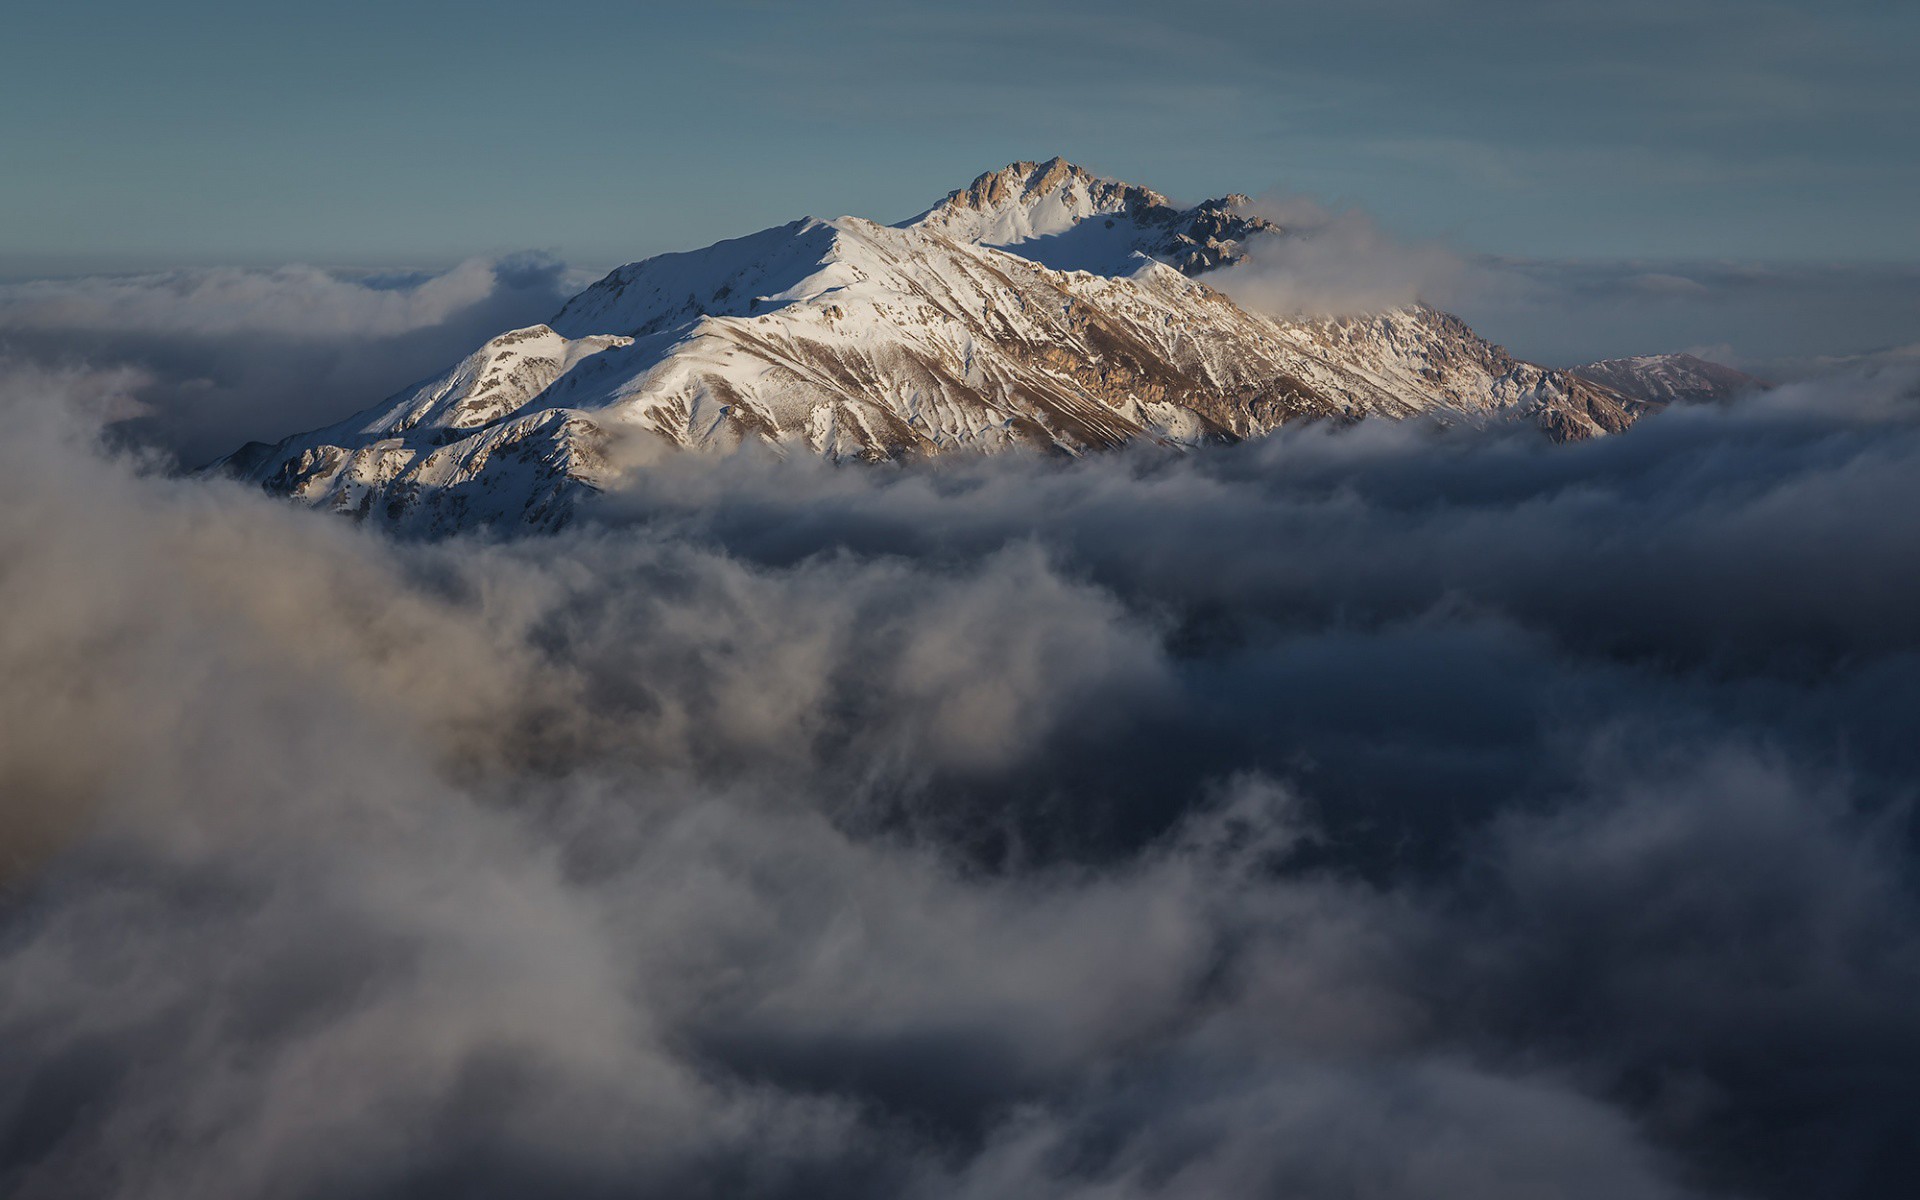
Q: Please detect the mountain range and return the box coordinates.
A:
[218,158,1753,533]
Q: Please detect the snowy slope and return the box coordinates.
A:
[220,159,1653,534]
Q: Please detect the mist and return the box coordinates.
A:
[2,346,1918,1198]
[1214,196,1464,317]
[1207,204,1920,372]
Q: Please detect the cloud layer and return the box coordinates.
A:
[2,350,1918,1198]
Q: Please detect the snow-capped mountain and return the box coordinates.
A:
[220,158,1654,533]
[1571,353,1761,405]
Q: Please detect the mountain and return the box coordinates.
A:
[219,157,1655,534]
[1571,353,1762,405]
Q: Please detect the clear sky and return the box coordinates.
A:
[3,0,1916,274]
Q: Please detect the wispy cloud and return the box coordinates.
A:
[1211,195,1465,316]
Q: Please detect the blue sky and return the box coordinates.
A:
[5,0,1915,275]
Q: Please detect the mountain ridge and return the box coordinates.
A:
[1570,353,1762,405]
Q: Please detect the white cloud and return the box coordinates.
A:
[1212,195,1465,317]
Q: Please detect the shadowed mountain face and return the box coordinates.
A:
[218,159,1658,535]
[1572,353,1764,405]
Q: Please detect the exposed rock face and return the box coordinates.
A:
[1571,353,1762,405]
[217,159,1657,534]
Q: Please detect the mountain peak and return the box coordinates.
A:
[906,158,1277,278]
[907,158,1171,251]
[946,157,1169,215]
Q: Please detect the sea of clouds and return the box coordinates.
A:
[1,258,1918,1199]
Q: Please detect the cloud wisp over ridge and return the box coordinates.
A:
[1213,195,1465,317]
[1207,197,1920,368]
